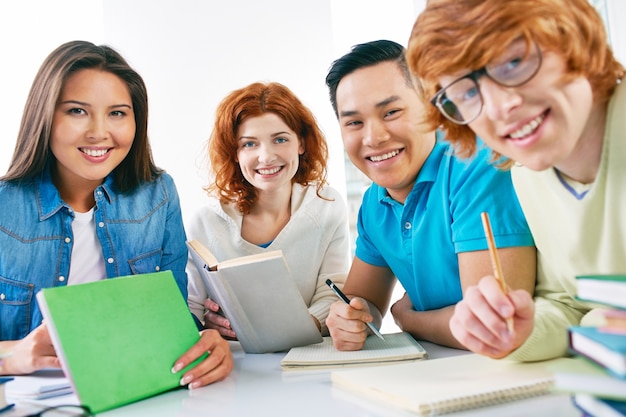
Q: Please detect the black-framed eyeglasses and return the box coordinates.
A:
[24,404,94,417]
[430,40,542,125]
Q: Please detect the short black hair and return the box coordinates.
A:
[325,39,412,117]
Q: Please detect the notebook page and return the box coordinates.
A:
[331,354,574,416]
[281,332,427,369]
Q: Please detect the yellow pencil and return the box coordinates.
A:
[480,212,514,334]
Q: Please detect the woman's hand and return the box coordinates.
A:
[171,329,234,389]
[0,324,60,375]
[202,298,237,340]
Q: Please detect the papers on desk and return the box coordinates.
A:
[5,370,72,400]
[0,377,14,413]
[281,332,428,370]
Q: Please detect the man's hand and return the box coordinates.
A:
[326,297,374,351]
[449,276,535,358]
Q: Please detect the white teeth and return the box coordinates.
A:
[257,167,281,175]
[369,150,400,162]
[81,148,108,157]
[510,115,544,139]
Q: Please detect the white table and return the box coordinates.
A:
[6,341,582,416]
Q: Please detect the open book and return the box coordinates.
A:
[281,332,427,370]
[187,239,322,353]
[331,353,574,416]
[37,271,203,414]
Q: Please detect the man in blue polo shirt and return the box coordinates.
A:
[324,39,536,350]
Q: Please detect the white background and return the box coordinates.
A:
[0,0,424,226]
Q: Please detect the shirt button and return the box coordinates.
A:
[97,190,103,196]
[98,222,104,228]
[404,222,412,230]
[155,266,160,271]
[65,237,71,243]
[0,293,5,300]
[107,258,114,264]
[59,276,65,282]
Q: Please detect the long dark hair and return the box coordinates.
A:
[2,40,161,191]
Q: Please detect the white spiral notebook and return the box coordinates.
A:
[331,353,573,416]
[281,332,427,370]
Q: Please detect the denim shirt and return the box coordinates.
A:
[0,169,188,341]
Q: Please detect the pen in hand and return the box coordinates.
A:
[325,279,385,340]
[480,212,514,334]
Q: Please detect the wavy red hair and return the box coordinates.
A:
[207,82,329,214]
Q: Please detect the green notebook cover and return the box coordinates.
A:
[577,275,626,282]
[37,271,201,414]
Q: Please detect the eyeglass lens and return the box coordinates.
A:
[434,40,541,124]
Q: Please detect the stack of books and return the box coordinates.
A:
[552,274,626,416]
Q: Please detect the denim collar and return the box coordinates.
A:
[37,167,116,220]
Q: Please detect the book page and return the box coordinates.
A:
[281,332,427,369]
[187,239,219,269]
[218,250,284,269]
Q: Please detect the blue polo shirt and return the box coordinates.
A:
[355,138,533,311]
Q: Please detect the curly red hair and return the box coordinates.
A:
[207,82,329,214]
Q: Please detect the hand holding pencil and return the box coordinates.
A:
[447,212,536,359]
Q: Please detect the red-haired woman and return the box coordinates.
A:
[187,82,350,345]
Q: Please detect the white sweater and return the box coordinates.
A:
[186,183,351,335]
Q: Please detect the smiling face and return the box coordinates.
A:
[336,61,434,203]
[50,68,135,192]
[438,45,598,174]
[236,113,304,195]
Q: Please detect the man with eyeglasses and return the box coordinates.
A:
[324,39,536,351]
[408,0,625,361]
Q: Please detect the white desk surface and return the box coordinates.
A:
[5,341,582,417]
